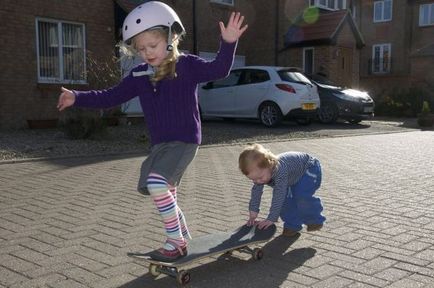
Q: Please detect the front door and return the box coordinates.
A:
[303,47,314,75]
[338,47,353,88]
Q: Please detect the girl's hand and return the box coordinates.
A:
[57,87,76,111]
[246,211,258,226]
[219,12,248,43]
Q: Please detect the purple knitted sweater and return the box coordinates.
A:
[73,40,237,146]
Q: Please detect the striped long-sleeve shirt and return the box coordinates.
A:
[249,152,317,222]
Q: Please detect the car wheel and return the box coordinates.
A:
[259,102,283,127]
[318,104,338,124]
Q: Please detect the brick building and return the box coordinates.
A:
[0,0,277,129]
[357,0,434,100]
[1,0,433,129]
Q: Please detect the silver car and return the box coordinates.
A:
[199,66,320,127]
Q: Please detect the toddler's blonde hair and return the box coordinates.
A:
[119,27,182,83]
[239,143,278,175]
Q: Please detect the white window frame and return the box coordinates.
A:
[303,47,315,75]
[36,18,86,84]
[372,43,391,74]
[209,0,234,6]
[419,3,434,26]
[308,0,346,10]
[373,0,393,23]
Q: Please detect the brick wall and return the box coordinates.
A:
[0,0,116,129]
[358,0,413,98]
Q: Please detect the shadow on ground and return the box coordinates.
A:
[121,234,316,288]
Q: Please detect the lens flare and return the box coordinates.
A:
[303,7,319,24]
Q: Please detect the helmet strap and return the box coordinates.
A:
[167,26,173,51]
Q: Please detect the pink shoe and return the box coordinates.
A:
[149,240,187,262]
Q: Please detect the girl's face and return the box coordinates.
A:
[246,163,273,185]
[134,30,168,67]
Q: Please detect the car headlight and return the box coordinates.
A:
[333,92,359,102]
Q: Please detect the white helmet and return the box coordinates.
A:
[122,1,185,50]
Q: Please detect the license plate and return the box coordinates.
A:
[302,103,316,110]
[364,107,373,113]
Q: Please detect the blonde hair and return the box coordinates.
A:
[239,143,278,175]
[119,27,182,83]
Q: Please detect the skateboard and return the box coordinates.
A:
[128,224,276,285]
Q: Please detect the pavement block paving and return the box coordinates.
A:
[0,131,433,287]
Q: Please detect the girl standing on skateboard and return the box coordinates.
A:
[239,143,325,237]
[57,1,247,261]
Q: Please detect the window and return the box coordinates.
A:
[278,70,313,85]
[211,70,241,88]
[36,18,86,83]
[241,70,270,85]
[309,0,346,10]
[209,0,234,6]
[419,3,434,26]
[372,44,391,73]
[373,0,392,22]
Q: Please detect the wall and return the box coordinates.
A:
[0,0,116,129]
[358,0,412,97]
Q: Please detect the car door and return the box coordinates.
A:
[199,70,241,116]
[234,69,270,117]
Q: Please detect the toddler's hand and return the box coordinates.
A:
[219,12,248,43]
[57,87,76,111]
[257,219,273,230]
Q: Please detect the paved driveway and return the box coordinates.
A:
[1,131,434,287]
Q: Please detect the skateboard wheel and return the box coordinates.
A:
[177,270,191,285]
[253,248,264,260]
[149,264,161,277]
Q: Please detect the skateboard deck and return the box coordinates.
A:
[128,224,276,285]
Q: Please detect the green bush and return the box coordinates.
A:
[375,87,429,117]
[59,108,106,139]
[420,101,431,115]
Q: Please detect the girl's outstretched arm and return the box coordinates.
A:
[219,12,248,43]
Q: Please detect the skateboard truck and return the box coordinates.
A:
[149,264,191,285]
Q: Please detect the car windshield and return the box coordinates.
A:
[278,70,313,85]
[309,74,342,89]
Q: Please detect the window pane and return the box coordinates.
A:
[384,0,392,20]
[373,46,380,72]
[382,46,390,72]
[374,2,383,21]
[419,5,429,25]
[246,70,269,84]
[430,4,434,24]
[38,21,59,78]
[327,0,334,9]
[213,70,241,88]
[62,23,85,81]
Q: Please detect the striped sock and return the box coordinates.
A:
[147,173,185,251]
[169,186,192,240]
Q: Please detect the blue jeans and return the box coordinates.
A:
[280,160,326,231]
